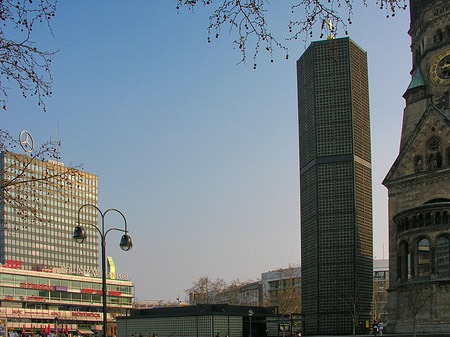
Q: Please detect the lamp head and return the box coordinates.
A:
[119,234,133,251]
[73,226,86,244]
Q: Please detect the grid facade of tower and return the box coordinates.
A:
[0,151,99,272]
[297,38,373,335]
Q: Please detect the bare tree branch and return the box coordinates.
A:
[0,0,57,111]
[177,0,407,66]
[0,130,83,225]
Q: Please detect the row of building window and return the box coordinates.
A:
[0,287,131,305]
[398,235,450,281]
[396,209,450,233]
[0,274,132,294]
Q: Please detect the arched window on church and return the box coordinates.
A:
[436,152,443,168]
[444,211,449,225]
[428,154,438,170]
[418,214,425,227]
[436,212,442,225]
[418,238,431,278]
[438,29,443,42]
[414,155,424,172]
[435,29,444,43]
[399,241,409,280]
[425,213,432,226]
[437,236,450,277]
[414,48,420,66]
[447,26,450,40]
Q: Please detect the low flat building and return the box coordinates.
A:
[117,304,281,337]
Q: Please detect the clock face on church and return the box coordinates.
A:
[430,49,450,86]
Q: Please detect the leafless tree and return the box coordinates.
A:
[405,284,432,337]
[372,279,388,326]
[262,266,301,337]
[186,276,229,304]
[0,0,57,111]
[0,130,81,225]
[342,280,372,337]
[177,0,407,66]
[348,290,362,337]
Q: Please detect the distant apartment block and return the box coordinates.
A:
[261,267,301,314]
[236,281,263,306]
[373,259,389,324]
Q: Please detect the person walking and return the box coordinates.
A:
[373,322,378,336]
[378,322,383,336]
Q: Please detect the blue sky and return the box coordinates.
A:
[3,1,411,302]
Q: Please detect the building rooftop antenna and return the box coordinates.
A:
[56,122,60,161]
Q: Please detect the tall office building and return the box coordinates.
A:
[0,151,99,272]
[0,151,133,336]
[383,0,450,334]
[297,37,373,335]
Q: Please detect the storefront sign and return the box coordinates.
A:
[25,297,45,301]
[31,264,53,273]
[71,312,101,318]
[81,289,122,296]
[22,283,54,291]
[2,260,23,269]
[60,265,129,280]
[55,286,68,292]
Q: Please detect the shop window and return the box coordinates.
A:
[50,291,60,301]
[418,238,431,278]
[72,293,81,302]
[92,295,102,303]
[2,274,14,285]
[15,288,26,297]
[82,294,91,302]
[60,292,70,301]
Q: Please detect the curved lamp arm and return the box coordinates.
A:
[103,208,130,236]
[74,204,132,251]
[76,203,103,236]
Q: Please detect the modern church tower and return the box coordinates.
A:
[297,37,373,335]
[383,0,450,334]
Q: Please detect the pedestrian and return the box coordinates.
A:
[373,322,378,336]
[378,322,384,336]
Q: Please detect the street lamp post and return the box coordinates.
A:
[73,204,132,337]
[248,309,254,337]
